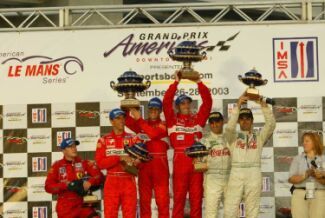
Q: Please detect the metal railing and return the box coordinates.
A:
[0,0,323,32]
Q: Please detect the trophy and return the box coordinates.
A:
[168,41,206,80]
[123,142,153,176]
[185,140,209,172]
[83,190,99,205]
[81,176,100,205]
[238,68,275,105]
[110,70,151,109]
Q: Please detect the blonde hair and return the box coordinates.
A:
[303,132,324,155]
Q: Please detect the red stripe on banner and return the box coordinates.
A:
[299,42,305,78]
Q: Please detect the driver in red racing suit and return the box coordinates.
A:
[95,108,140,218]
[163,71,212,218]
[45,138,103,218]
[125,97,170,218]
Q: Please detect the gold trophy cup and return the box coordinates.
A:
[185,140,209,172]
[238,68,275,106]
[238,68,268,101]
[123,142,153,176]
[81,176,100,205]
[168,41,206,80]
[110,70,151,110]
[83,191,99,205]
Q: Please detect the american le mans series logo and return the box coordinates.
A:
[32,108,47,124]
[32,157,47,172]
[2,55,84,84]
[273,37,319,82]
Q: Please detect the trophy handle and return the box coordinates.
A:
[110,81,116,90]
[263,79,268,85]
[238,75,243,81]
[201,51,207,59]
[145,80,151,89]
[168,50,174,57]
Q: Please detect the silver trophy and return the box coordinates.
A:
[238,68,274,105]
[185,140,209,172]
[168,41,206,80]
[110,70,151,109]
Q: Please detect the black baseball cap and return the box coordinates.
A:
[208,112,224,123]
[239,108,253,119]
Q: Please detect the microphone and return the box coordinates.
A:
[311,160,318,169]
[260,96,275,106]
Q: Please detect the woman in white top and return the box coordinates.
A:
[288,132,325,218]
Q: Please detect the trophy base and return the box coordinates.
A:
[180,68,200,80]
[194,162,208,172]
[121,161,138,176]
[246,88,260,101]
[121,99,140,110]
[83,195,99,204]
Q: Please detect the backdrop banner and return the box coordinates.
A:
[0,23,324,218]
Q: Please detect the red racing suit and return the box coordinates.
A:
[163,81,212,218]
[95,131,138,218]
[45,156,103,218]
[126,115,170,218]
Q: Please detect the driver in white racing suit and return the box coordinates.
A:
[223,93,276,218]
[203,112,231,218]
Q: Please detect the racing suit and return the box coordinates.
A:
[163,80,212,218]
[203,132,231,218]
[223,106,276,218]
[45,156,103,218]
[95,131,138,218]
[126,115,170,218]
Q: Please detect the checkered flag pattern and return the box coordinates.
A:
[0,96,324,218]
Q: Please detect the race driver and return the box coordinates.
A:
[163,71,212,218]
[223,93,276,218]
[203,112,231,218]
[45,138,103,218]
[125,97,170,218]
[95,108,140,218]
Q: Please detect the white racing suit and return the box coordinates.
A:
[203,132,231,218]
[223,106,276,218]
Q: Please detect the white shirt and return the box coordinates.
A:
[289,153,325,189]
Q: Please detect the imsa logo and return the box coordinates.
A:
[273,37,319,82]
[32,157,47,172]
[32,206,47,218]
[32,108,47,123]
[57,131,72,146]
